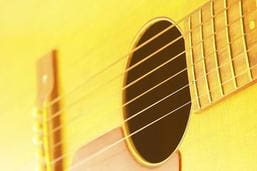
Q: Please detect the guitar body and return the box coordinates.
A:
[72,84,257,171]
[1,0,257,170]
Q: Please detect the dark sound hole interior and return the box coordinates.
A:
[122,19,191,164]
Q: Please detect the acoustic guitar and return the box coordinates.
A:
[1,0,257,170]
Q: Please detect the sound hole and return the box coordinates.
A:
[122,19,191,165]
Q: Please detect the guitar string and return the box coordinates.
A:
[45,0,239,109]
[8,1,143,123]
[26,2,143,116]
[31,0,249,167]
[31,1,253,170]
[0,0,144,123]
[51,2,144,67]
[51,27,255,151]
[39,6,256,142]
[17,0,249,169]
[47,16,252,146]
[67,56,257,171]
[34,6,256,160]
[48,39,257,167]
[36,0,241,125]
[41,0,232,110]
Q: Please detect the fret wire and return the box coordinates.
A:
[69,54,257,171]
[188,16,201,109]
[224,0,238,88]
[238,0,253,80]
[199,8,212,103]
[44,0,240,111]
[21,0,255,169]
[211,0,224,96]
[49,24,257,169]
[50,15,253,143]
[48,7,248,125]
[53,32,257,153]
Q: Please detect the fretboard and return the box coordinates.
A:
[184,0,257,111]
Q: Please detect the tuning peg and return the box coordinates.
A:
[32,107,43,121]
[32,134,43,145]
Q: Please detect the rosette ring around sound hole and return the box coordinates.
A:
[122,17,191,167]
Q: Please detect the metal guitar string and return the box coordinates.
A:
[49,15,252,147]
[13,0,251,171]
[41,0,221,110]
[36,0,255,161]
[38,0,240,126]
[50,38,257,168]
[43,5,255,144]
[67,54,257,171]
[29,0,254,168]
[2,0,143,131]
[51,27,255,151]
[51,2,144,68]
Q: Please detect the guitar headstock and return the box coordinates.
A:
[34,50,64,171]
[37,50,58,107]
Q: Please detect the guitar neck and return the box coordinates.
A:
[184,0,257,111]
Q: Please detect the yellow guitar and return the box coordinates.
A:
[1,0,257,170]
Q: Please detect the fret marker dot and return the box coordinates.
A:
[249,20,255,30]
